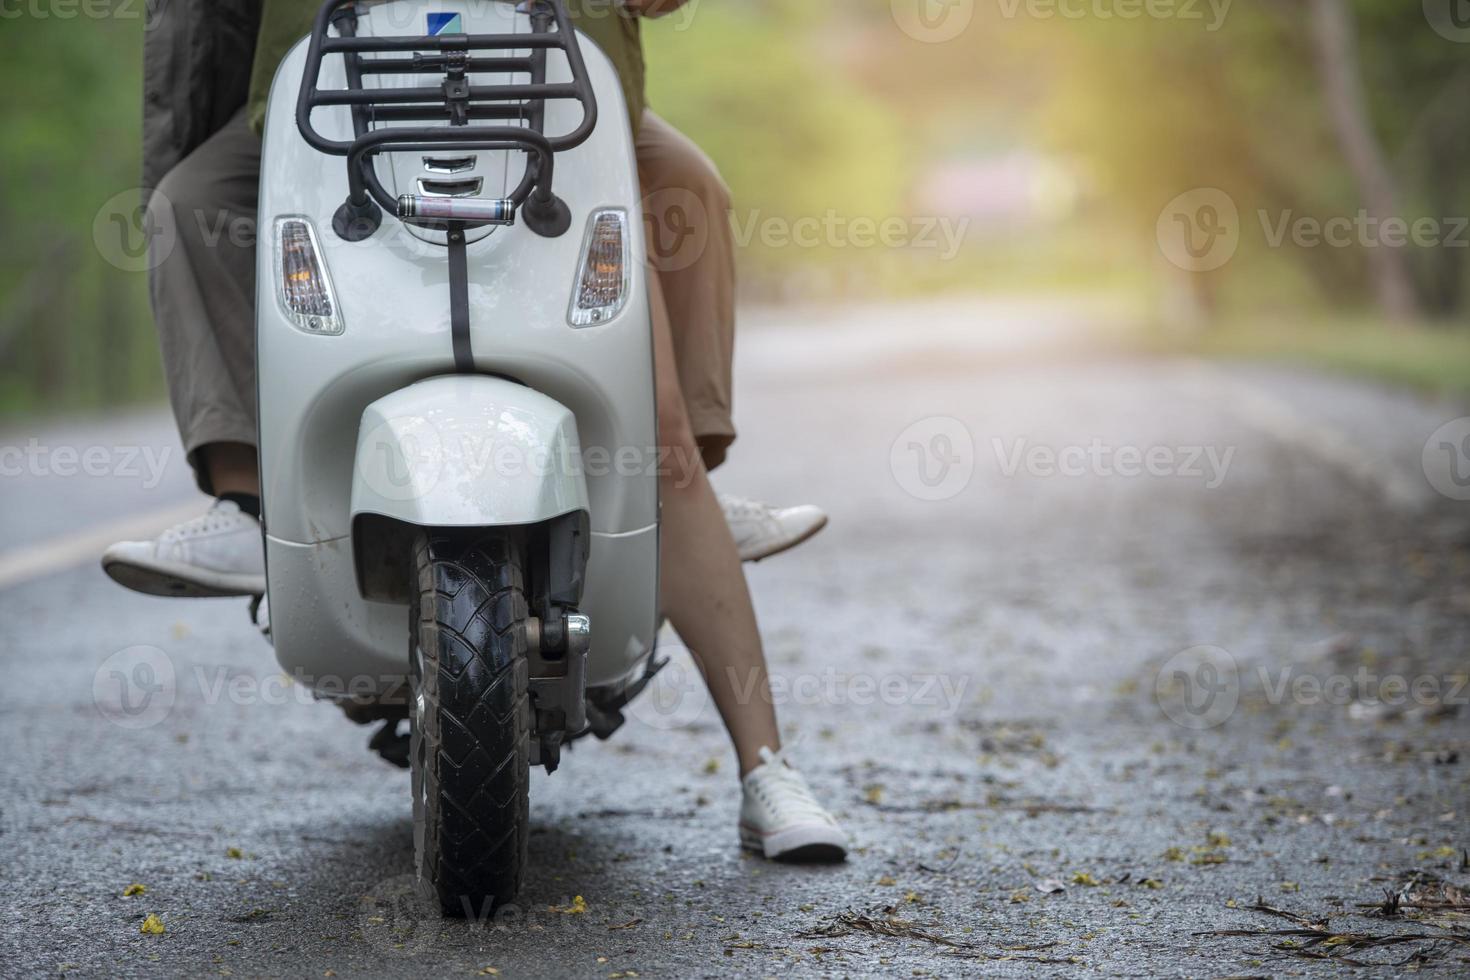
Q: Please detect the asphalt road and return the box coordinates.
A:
[3,297,1469,978]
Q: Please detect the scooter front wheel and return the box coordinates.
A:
[410,530,531,917]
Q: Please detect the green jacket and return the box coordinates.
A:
[247,0,645,135]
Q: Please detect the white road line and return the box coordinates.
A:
[0,500,205,592]
[1185,363,1427,512]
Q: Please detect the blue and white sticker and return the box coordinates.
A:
[426,12,463,35]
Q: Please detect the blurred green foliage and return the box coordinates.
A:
[1023,0,1470,318]
[0,10,153,416]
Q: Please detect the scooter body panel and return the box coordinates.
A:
[351,375,589,528]
[256,1,659,698]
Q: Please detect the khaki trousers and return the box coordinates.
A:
[148,108,737,493]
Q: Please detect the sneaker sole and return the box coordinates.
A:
[102,556,265,599]
[740,514,829,564]
[740,823,847,863]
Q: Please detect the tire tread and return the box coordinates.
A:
[411,530,530,916]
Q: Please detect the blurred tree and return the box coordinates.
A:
[1009,0,1469,325]
[1307,0,1418,323]
[1355,0,1470,319]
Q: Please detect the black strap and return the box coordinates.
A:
[446,222,473,372]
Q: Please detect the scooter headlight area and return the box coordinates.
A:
[255,0,660,914]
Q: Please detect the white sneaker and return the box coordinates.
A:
[719,494,828,563]
[101,500,266,598]
[739,746,848,862]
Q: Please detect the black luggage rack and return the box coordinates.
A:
[296,0,598,241]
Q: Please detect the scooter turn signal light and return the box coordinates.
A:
[567,209,629,327]
[274,217,344,336]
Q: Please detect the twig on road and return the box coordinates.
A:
[1241,899,1331,931]
[798,906,980,950]
[916,850,962,874]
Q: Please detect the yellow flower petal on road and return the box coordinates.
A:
[550,895,588,914]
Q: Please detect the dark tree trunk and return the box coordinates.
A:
[1307,0,1420,324]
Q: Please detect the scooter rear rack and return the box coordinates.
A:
[296,0,599,240]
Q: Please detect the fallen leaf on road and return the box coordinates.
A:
[1071,872,1099,887]
[140,913,165,935]
[1034,878,1066,894]
[550,895,588,914]
[122,883,146,897]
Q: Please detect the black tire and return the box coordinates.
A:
[410,530,531,917]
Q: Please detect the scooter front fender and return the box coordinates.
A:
[351,374,589,528]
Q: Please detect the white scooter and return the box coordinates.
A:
[257,0,660,915]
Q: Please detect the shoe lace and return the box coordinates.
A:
[162,501,249,541]
[750,745,832,823]
[721,495,769,521]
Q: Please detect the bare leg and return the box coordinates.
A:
[201,442,260,497]
[649,271,780,777]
